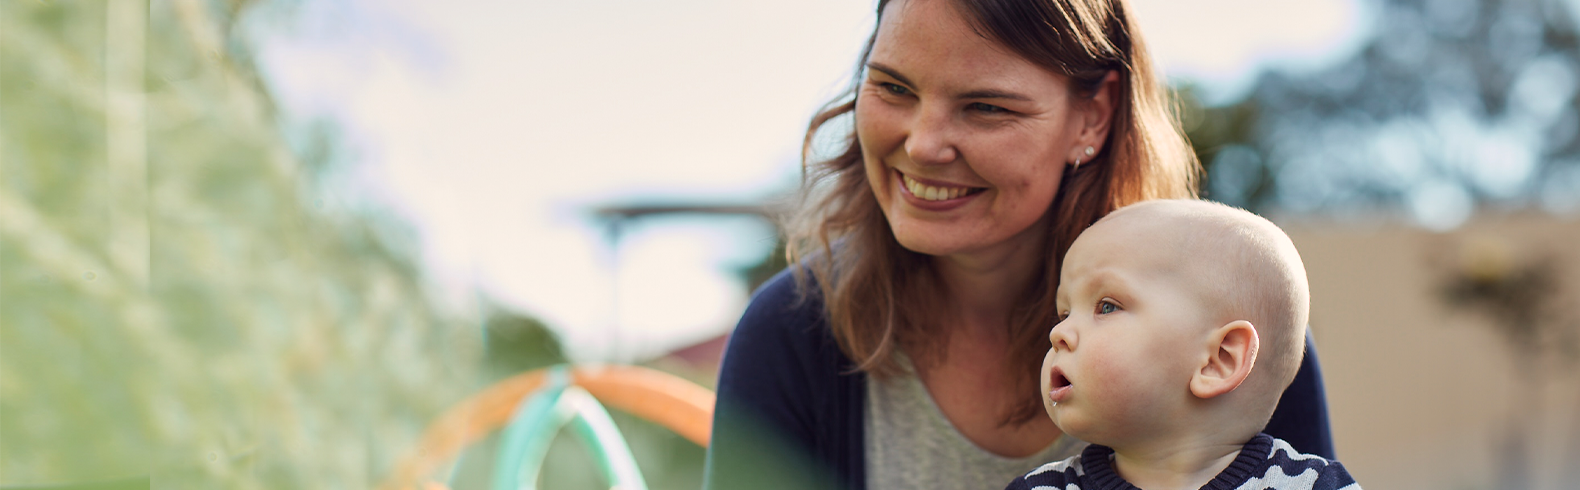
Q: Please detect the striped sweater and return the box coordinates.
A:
[1005,433,1359,490]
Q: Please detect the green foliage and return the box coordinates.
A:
[1187,0,1580,215]
[0,3,711,489]
[735,239,788,294]
[0,1,483,487]
[482,308,567,379]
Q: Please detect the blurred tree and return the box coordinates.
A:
[0,0,488,487]
[736,239,788,294]
[1187,0,1580,227]
[482,307,566,379]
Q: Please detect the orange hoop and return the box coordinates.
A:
[381,365,714,490]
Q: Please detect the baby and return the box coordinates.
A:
[1006,200,1359,490]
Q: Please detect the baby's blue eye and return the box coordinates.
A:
[1098,301,1119,314]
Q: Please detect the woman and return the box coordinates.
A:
[705,0,1334,488]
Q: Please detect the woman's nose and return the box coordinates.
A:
[903,104,958,165]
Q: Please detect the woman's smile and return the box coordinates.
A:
[894,169,986,210]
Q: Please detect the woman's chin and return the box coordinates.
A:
[889,228,969,257]
[889,219,1020,259]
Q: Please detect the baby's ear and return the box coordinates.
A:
[1189,320,1258,399]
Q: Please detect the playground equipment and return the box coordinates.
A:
[383,365,715,490]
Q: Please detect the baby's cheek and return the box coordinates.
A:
[1058,362,1144,443]
[1085,357,1148,408]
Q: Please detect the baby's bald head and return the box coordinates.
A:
[1095,199,1310,397]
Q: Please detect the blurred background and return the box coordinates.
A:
[2,0,1577,489]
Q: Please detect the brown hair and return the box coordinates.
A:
[786,0,1200,426]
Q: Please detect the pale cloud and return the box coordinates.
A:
[1131,0,1369,102]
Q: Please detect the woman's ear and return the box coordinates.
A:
[1076,70,1120,156]
[1189,320,1259,399]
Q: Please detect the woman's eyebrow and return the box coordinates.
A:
[866,62,914,87]
[958,88,1032,102]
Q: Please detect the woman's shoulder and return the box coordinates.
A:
[711,269,867,490]
[741,266,825,326]
[724,265,847,371]
[717,265,860,411]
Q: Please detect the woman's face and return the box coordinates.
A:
[856,0,1104,259]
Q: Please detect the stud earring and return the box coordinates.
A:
[1072,146,1096,173]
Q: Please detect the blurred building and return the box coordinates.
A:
[1288,213,1580,490]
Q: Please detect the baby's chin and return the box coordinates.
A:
[1048,412,1099,445]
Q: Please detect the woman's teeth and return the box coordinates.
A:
[902,174,976,201]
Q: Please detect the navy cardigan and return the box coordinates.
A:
[703,269,1335,490]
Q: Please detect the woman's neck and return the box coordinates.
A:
[931,228,1046,335]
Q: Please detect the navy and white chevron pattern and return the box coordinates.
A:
[1004,434,1360,490]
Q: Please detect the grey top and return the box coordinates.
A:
[865,355,1085,490]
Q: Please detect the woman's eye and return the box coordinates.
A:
[1056,310,1069,323]
[968,102,1008,114]
[1097,300,1119,315]
[881,83,910,96]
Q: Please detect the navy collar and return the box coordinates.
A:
[1079,433,1275,490]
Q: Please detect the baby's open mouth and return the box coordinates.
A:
[1048,367,1072,403]
[1050,370,1070,389]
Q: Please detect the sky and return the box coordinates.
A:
[252,0,1370,362]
